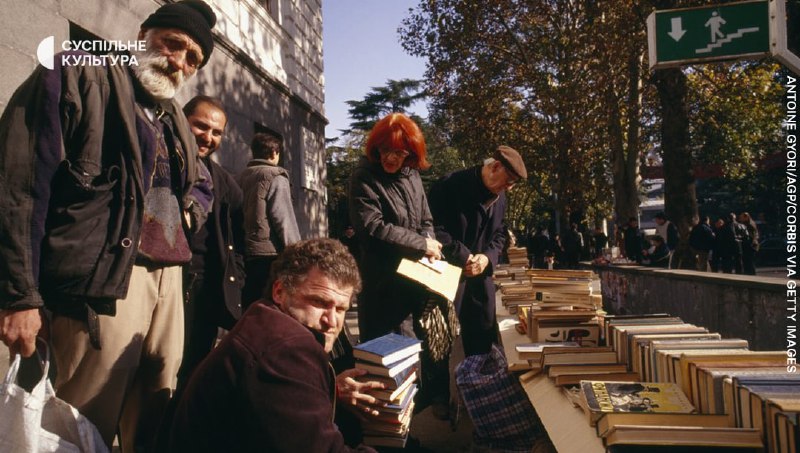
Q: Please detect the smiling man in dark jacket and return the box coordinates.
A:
[0,2,215,450]
[179,96,246,388]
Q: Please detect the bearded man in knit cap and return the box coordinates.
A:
[0,1,217,450]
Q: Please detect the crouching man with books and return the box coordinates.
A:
[167,238,377,452]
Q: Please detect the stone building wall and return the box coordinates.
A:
[0,0,328,236]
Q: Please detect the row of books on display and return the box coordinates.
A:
[513,313,799,452]
[351,333,422,448]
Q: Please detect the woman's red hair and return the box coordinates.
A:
[364,113,430,170]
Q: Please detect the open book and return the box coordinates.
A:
[396,257,462,302]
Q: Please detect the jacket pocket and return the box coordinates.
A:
[41,161,119,292]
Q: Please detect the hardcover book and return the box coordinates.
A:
[554,372,639,387]
[369,370,418,402]
[356,364,418,390]
[355,354,419,378]
[515,342,580,361]
[603,426,763,451]
[580,381,695,426]
[353,333,422,366]
[595,412,731,438]
[381,384,418,414]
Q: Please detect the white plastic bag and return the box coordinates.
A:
[0,344,108,453]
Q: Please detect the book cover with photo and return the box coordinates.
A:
[580,381,695,425]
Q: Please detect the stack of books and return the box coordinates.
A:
[496,269,604,341]
[353,333,422,448]
[506,246,529,268]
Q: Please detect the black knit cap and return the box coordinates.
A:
[142,0,216,67]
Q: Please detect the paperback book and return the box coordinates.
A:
[580,380,695,425]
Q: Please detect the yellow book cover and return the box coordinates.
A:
[580,381,695,426]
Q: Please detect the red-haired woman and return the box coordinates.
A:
[348,113,442,341]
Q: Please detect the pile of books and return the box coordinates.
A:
[581,314,799,452]
[500,270,604,344]
[353,333,421,448]
[506,246,529,267]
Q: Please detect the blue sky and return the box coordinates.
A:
[322,1,428,143]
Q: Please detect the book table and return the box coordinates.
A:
[496,293,605,453]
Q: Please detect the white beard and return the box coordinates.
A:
[130,42,188,101]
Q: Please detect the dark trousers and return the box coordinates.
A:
[177,272,235,389]
[721,254,744,274]
[742,245,757,275]
[459,305,498,357]
[242,256,277,310]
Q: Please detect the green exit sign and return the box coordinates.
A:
[647,0,770,69]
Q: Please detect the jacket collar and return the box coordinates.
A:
[261,299,327,349]
[247,159,280,168]
[357,156,413,179]
[468,166,498,206]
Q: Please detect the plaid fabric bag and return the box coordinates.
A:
[455,344,544,452]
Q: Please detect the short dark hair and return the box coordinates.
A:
[266,238,362,301]
[251,133,282,160]
[651,235,665,245]
[183,95,226,118]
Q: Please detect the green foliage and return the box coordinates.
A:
[343,79,427,134]
[687,61,784,179]
[400,0,633,231]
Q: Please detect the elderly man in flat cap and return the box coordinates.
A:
[0,1,217,450]
[426,145,527,418]
[430,146,527,354]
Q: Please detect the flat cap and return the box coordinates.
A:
[493,145,527,180]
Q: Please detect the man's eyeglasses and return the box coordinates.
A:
[379,148,410,159]
[503,168,520,186]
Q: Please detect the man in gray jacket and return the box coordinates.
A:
[239,133,301,308]
[0,1,215,450]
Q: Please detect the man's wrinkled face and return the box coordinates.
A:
[132,28,204,100]
[187,102,227,158]
[272,268,352,353]
[482,160,519,195]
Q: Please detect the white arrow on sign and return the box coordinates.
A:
[668,17,686,41]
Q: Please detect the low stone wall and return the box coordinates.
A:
[594,265,788,351]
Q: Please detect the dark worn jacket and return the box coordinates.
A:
[429,166,508,326]
[200,159,246,320]
[0,52,209,315]
[168,301,375,452]
[238,159,300,257]
[689,223,715,252]
[348,157,433,339]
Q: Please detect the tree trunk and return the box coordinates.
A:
[610,50,643,227]
[653,67,698,269]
